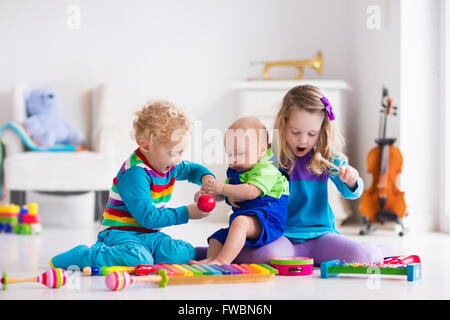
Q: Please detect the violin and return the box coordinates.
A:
[359,87,407,236]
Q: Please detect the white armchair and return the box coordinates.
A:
[1,82,138,221]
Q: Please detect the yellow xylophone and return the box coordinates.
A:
[105,263,278,291]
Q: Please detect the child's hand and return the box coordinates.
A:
[227,197,240,208]
[195,188,225,202]
[187,203,209,219]
[194,190,206,202]
[211,180,225,195]
[201,175,215,188]
[339,165,359,189]
[202,178,225,196]
[200,175,218,195]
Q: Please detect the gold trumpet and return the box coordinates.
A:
[251,51,323,80]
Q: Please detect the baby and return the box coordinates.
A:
[191,117,289,265]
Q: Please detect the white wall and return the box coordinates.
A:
[0,0,351,141]
[399,0,441,231]
[347,0,401,162]
[345,0,401,223]
[440,0,450,234]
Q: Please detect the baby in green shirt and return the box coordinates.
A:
[191,117,289,265]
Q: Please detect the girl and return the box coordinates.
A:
[196,85,391,265]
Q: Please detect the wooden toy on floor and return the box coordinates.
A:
[1,268,67,290]
[320,255,422,281]
[105,263,278,291]
[0,204,19,233]
[0,203,42,235]
[269,257,314,276]
[83,264,155,276]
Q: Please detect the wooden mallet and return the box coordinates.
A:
[314,152,341,171]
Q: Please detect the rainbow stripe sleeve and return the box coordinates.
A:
[114,166,189,229]
[175,160,215,184]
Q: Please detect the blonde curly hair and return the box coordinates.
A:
[273,85,345,175]
[132,99,192,145]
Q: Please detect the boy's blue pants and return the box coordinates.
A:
[50,229,196,269]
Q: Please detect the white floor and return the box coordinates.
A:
[0,220,448,300]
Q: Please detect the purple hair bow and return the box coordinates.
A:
[320,96,335,121]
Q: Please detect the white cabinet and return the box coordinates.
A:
[230,80,353,224]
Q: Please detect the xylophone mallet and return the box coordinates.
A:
[83,265,156,276]
[1,268,67,290]
[314,152,340,171]
[83,266,136,276]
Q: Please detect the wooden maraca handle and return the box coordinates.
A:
[4,277,38,284]
[135,275,163,283]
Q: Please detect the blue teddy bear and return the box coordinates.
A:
[23,88,86,147]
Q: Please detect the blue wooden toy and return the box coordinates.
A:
[320,257,421,282]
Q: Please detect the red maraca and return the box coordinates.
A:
[197,194,216,212]
[1,268,67,290]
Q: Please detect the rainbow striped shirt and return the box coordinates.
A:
[101,149,213,233]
